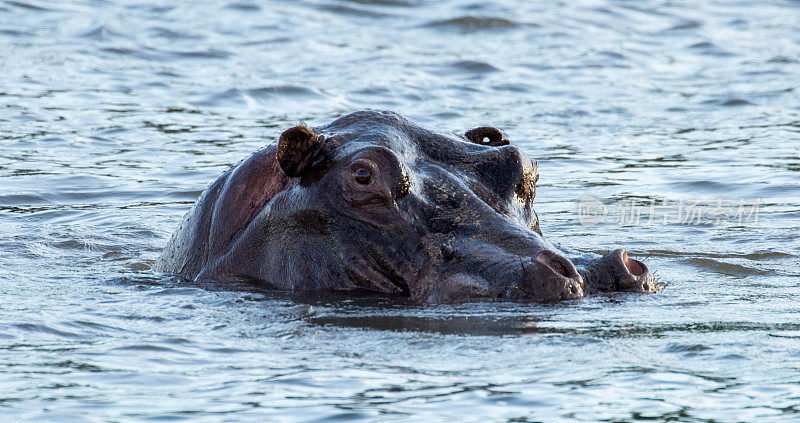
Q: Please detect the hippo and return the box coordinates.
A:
[156,110,658,302]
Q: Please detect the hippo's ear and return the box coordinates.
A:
[464,126,509,146]
[277,125,324,178]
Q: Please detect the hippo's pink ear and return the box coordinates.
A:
[277,125,323,178]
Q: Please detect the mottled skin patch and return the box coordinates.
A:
[156,110,658,303]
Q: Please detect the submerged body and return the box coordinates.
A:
[157,111,657,302]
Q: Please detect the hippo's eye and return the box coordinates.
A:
[353,167,373,185]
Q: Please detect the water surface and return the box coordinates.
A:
[1,0,800,421]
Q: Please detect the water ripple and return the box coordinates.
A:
[2,0,800,420]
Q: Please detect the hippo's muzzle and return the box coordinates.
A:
[579,249,658,294]
[516,250,585,301]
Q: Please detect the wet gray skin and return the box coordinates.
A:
[157,110,658,302]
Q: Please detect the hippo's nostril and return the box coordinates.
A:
[535,250,574,279]
[521,251,585,301]
[622,251,645,277]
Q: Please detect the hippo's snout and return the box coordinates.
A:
[517,250,585,301]
[581,249,658,294]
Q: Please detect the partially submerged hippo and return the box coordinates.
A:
[156,111,658,302]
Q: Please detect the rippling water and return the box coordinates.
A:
[2,0,800,421]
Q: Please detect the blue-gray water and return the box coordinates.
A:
[2,0,799,421]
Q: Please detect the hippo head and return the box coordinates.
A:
[158,110,658,302]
